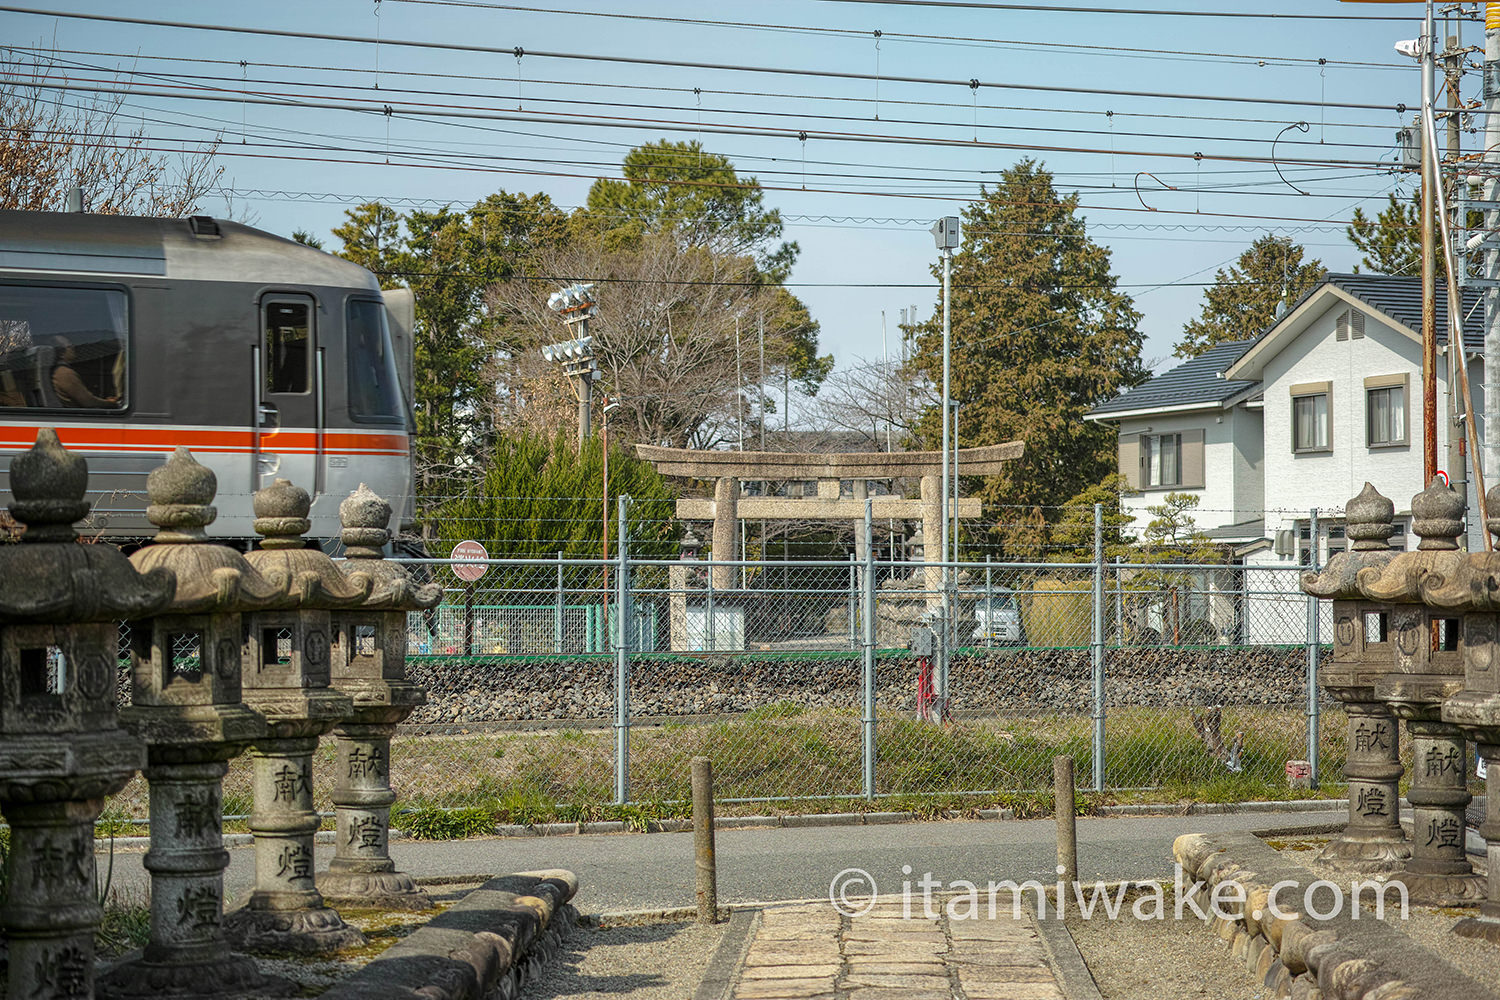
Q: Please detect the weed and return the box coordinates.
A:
[395,805,495,840]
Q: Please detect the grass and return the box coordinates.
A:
[95,703,1363,840]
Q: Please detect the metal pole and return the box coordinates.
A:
[848,552,858,651]
[554,549,564,655]
[939,246,952,703]
[1422,1,1439,484]
[862,498,877,801]
[692,756,719,924]
[1484,3,1500,483]
[706,559,716,653]
[1306,507,1321,788]
[462,581,476,657]
[984,555,993,650]
[1091,503,1105,793]
[1443,18,1468,541]
[614,496,631,805]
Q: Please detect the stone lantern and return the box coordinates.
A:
[98,447,292,999]
[1440,482,1500,941]
[1358,478,1483,905]
[0,429,174,1000]
[223,478,370,954]
[316,484,440,910]
[1300,482,1407,872]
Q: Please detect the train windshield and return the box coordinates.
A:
[346,298,404,423]
[0,284,127,410]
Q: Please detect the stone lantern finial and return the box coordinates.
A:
[1486,483,1500,544]
[1412,477,1464,551]
[1346,482,1396,551]
[145,446,219,543]
[340,483,392,559]
[253,478,313,550]
[9,427,89,542]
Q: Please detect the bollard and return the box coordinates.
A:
[1054,756,1078,889]
[692,756,719,924]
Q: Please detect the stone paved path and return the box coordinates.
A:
[731,897,1063,1000]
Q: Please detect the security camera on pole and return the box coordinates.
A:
[931,216,960,708]
[543,283,600,445]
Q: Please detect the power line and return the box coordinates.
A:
[0,7,1413,114]
[383,0,1408,71]
[20,77,1402,173]
[5,43,1412,134]
[14,58,1401,157]
[802,0,1439,21]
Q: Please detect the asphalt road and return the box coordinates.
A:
[103,808,1344,913]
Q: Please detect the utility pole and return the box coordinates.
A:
[1485,4,1500,485]
[1422,1,1438,486]
[1443,14,1468,545]
[931,216,960,703]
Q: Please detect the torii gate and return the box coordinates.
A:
[635,441,1026,591]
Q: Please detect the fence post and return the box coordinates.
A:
[706,556,716,653]
[984,555,993,649]
[615,496,632,805]
[554,549,565,655]
[1306,507,1320,788]
[862,499,877,801]
[462,580,476,657]
[1091,503,1106,792]
[848,552,858,651]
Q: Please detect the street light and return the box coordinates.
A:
[931,216,960,705]
[543,283,600,445]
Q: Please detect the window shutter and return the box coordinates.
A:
[1180,428,1206,488]
[1336,309,1349,341]
[1351,310,1364,338]
[1118,433,1141,490]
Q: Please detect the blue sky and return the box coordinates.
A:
[3,1,1453,406]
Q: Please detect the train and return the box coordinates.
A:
[0,209,416,543]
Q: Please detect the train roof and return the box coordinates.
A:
[0,210,380,291]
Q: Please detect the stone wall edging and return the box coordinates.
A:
[1172,831,1496,1000]
[317,870,579,1000]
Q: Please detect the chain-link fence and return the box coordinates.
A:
[98,517,1342,824]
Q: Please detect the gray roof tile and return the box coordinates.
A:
[1089,338,1258,417]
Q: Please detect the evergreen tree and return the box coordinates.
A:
[1175,235,1324,358]
[1347,191,1431,278]
[428,429,680,584]
[905,160,1148,555]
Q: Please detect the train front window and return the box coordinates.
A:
[0,284,127,410]
[263,301,310,394]
[346,298,404,423]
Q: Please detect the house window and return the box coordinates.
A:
[1141,433,1181,488]
[1291,382,1331,453]
[1365,374,1408,447]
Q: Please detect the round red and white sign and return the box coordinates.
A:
[450,539,490,583]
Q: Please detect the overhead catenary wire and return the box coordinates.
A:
[0,7,1416,114]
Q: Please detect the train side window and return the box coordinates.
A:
[0,284,128,410]
[346,298,405,423]
[263,300,310,394]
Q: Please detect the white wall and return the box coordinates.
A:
[1258,301,1481,535]
[1117,404,1261,536]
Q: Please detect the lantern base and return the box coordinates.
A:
[317,869,433,911]
[98,952,294,999]
[1388,869,1486,908]
[223,903,366,955]
[1315,834,1410,873]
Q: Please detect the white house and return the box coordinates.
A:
[1087,273,1484,643]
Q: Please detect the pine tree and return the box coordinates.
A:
[1347,191,1432,278]
[1175,235,1325,358]
[904,160,1148,555]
